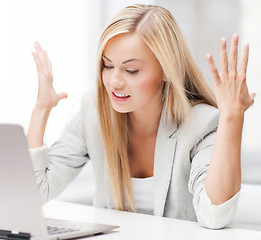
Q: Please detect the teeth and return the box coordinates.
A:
[114,92,129,97]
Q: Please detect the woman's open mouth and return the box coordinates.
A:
[112,92,131,102]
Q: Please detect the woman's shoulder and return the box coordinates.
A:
[191,103,219,116]
[73,91,99,125]
[190,103,219,126]
[191,103,219,133]
[79,91,98,114]
[80,91,97,107]
[177,103,219,143]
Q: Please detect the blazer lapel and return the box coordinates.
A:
[153,114,177,216]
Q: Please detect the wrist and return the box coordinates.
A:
[218,111,244,137]
[219,110,244,121]
[34,102,53,113]
[32,105,52,120]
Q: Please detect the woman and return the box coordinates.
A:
[27,4,254,229]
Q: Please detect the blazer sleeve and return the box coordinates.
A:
[188,121,240,229]
[29,98,90,204]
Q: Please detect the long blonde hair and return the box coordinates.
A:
[97,4,216,212]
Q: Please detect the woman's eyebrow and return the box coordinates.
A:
[103,55,143,64]
[122,58,143,64]
[102,55,112,62]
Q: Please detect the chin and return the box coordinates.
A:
[111,105,131,114]
[112,108,130,113]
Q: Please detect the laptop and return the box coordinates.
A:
[0,124,118,239]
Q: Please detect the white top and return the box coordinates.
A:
[131,177,154,215]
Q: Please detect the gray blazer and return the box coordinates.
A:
[31,93,238,229]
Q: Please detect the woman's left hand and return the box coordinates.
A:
[207,34,255,117]
[204,34,255,205]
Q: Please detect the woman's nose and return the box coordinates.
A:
[110,71,125,89]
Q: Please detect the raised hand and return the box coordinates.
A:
[32,41,67,111]
[27,42,68,148]
[206,34,255,117]
[204,34,255,205]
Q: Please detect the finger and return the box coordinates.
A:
[206,53,220,83]
[228,33,239,79]
[238,43,249,82]
[32,52,41,69]
[43,51,54,79]
[220,38,228,79]
[47,57,53,74]
[33,42,47,67]
[32,50,46,71]
[34,41,43,53]
[42,50,51,69]
[57,92,68,100]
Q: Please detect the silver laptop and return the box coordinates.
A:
[0,124,118,239]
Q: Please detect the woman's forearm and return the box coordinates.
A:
[26,106,51,149]
[204,112,244,205]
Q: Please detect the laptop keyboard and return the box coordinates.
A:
[47,225,78,235]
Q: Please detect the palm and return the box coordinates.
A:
[32,42,67,110]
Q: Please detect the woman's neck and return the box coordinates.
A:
[128,103,162,138]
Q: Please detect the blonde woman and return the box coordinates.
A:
[27,4,254,229]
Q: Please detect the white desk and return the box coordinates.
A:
[43,200,261,240]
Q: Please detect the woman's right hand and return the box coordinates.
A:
[32,41,67,111]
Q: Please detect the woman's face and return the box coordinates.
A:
[102,32,165,114]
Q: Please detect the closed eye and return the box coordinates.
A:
[126,69,139,75]
[103,65,114,69]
